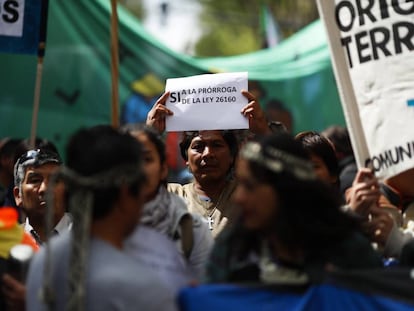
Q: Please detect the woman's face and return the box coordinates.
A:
[309,153,337,186]
[133,132,168,201]
[233,158,279,232]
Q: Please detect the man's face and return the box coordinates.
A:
[186,131,234,184]
[14,163,61,221]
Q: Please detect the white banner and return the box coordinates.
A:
[165,72,249,132]
[317,0,414,179]
[0,0,25,37]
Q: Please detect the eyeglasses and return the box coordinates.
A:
[16,149,62,167]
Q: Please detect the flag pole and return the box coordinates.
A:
[316,1,370,170]
[110,0,120,128]
[29,0,49,149]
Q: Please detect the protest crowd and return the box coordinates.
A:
[1,2,414,308]
[1,81,414,310]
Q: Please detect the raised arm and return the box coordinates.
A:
[240,90,271,136]
[347,168,380,218]
[146,92,174,134]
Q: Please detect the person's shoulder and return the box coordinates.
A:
[167,182,184,192]
[36,231,71,258]
[88,258,176,310]
[167,182,194,198]
[124,225,186,263]
[29,232,71,274]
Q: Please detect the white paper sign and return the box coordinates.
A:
[318,0,414,179]
[0,0,25,37]
[165,72,249,132]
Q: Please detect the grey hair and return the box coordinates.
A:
[14,162,26,194]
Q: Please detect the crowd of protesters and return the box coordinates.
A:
[1,88,414,310]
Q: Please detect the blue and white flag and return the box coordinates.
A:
[260,5,282,48]
[0,0,46,55]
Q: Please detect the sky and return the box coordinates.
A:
[141,0,202,55]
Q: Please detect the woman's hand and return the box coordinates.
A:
[347,168,380,218]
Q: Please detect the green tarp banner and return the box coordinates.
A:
[0,0,345,154]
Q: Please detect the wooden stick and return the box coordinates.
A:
[29,0,49,149]
[110,0,120,128]
[29,56,44,149]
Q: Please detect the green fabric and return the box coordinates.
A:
[0,0,344,154]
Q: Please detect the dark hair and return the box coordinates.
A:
[121,124,166,165]
[295,131,339,187]
[66,125,145,220]
[322,125,353,158]
[245,133,358,259]
[179,130,239,162]
[0,138,22,170]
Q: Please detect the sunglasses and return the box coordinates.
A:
[16,149,62,167]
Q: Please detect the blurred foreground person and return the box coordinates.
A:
[26,126,177,311]
[1,207,38,311]
[123,125,213,283]
[206,133,382,284]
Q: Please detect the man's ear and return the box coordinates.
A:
[13,186,23,207]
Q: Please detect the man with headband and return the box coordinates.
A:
[13,149,72,245]
[2,148,71,310]
[26,126,177,310]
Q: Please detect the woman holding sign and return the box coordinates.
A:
[147,89,273,237]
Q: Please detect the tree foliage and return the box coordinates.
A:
[195,0,319,57]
